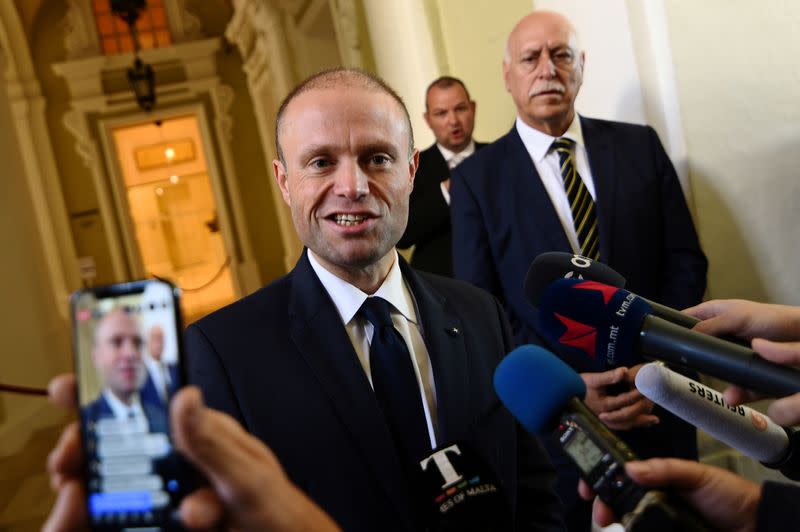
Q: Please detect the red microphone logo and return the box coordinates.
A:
[555,313,597,359]
[572,280,619,304]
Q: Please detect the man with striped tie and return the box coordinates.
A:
[450,10,707,531]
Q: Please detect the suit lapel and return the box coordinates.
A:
[286,252,413,526]
[504,128,573,252]
[421,143,450,184]
[399,261,470,443]
[581,117,617,262]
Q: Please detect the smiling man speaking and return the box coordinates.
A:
[185,68,563,532]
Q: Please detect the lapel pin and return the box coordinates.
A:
[446,327,460,336]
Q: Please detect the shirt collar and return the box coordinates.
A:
[144,355,164,374]
[436,140,476,164]
[307,250,418,326]
[515,114,585,162]
[103,388,144,418]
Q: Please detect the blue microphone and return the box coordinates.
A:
[494,345,710,532]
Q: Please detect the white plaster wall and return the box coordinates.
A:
[362,0,440,150]
[534,0,648,126]
[663,1,800,304]
[432,0,531,144]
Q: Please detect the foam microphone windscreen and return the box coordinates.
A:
[536,278,652,371]
[524,252,626,307]
[493,345,586,434]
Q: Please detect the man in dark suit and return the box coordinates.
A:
[141,324,180,408]
[187,68,563,531]
[83,309,168,434]
[450,10,707,531]
[397,76,486,277]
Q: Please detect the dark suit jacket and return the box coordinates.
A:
[397,142,486,277]
[141,363,180,407]
[82,393,169,434]
[756,481,800,531]
[186,251,563,532]
[451,118,707,348]
[450,118,707,497]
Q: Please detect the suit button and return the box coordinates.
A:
[446,327,460,336]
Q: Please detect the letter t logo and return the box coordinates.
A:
[419,444,463,489]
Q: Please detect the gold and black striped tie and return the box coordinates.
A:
[552,137,600,260]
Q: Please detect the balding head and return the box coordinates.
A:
[275,68,414,166]
[503,10,585,136]
[504,11,580,65]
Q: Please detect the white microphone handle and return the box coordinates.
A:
[635,362,789,463]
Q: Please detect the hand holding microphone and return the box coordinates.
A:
[686,299,800,426]
[495,346,710,531]
[536,278,800,397]
[685,299,800,343]
[578,459,761,532]
[581,365,658,430]
[635,362,800,480]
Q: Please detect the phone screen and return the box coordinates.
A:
[72,279,192,530]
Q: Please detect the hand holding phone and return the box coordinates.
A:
[45,377,343,532]
[71,279,194,530]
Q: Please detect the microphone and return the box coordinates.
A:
[537,278,800,397]
[523,252,697,329]
[635,362,800,480]
[494,345,710,531]
[524,252,626,306]
[416,441,509,531]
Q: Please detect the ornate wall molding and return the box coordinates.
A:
[227,0,304,271]
[62,108,100,170]
[63,0,101,59]
[329,0,364,68]
[168,0,204,42]
[213,83,235,143]
[0,2,79,318]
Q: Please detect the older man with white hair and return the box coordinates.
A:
[450,9,708,531]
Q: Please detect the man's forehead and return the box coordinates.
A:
[281,89,408,148]
[287,86,397,115]
[99,312,137,334]
[514,32,575,52]
[511,15,578,52]
[428,85,469,106]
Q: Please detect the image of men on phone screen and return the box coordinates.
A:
[141,324,180,408]
[83,307,174,520]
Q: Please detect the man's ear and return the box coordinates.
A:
[408,149,420,190]
[273,159,292,206]
[423,110,432,130]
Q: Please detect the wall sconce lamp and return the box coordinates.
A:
[111,0,156,112]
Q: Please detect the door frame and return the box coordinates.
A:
[97,103,245,296]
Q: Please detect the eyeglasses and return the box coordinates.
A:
[515,47,577,72]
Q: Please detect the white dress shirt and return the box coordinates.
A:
[308,250,438,449]
[144,356,170,402]
[437,140,476,205]
[515,116,596,254]
[102,389,150,432]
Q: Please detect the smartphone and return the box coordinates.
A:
[71,279,194,530]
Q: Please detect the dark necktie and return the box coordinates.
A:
[360,297,430,467]
[552,137,600,260]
